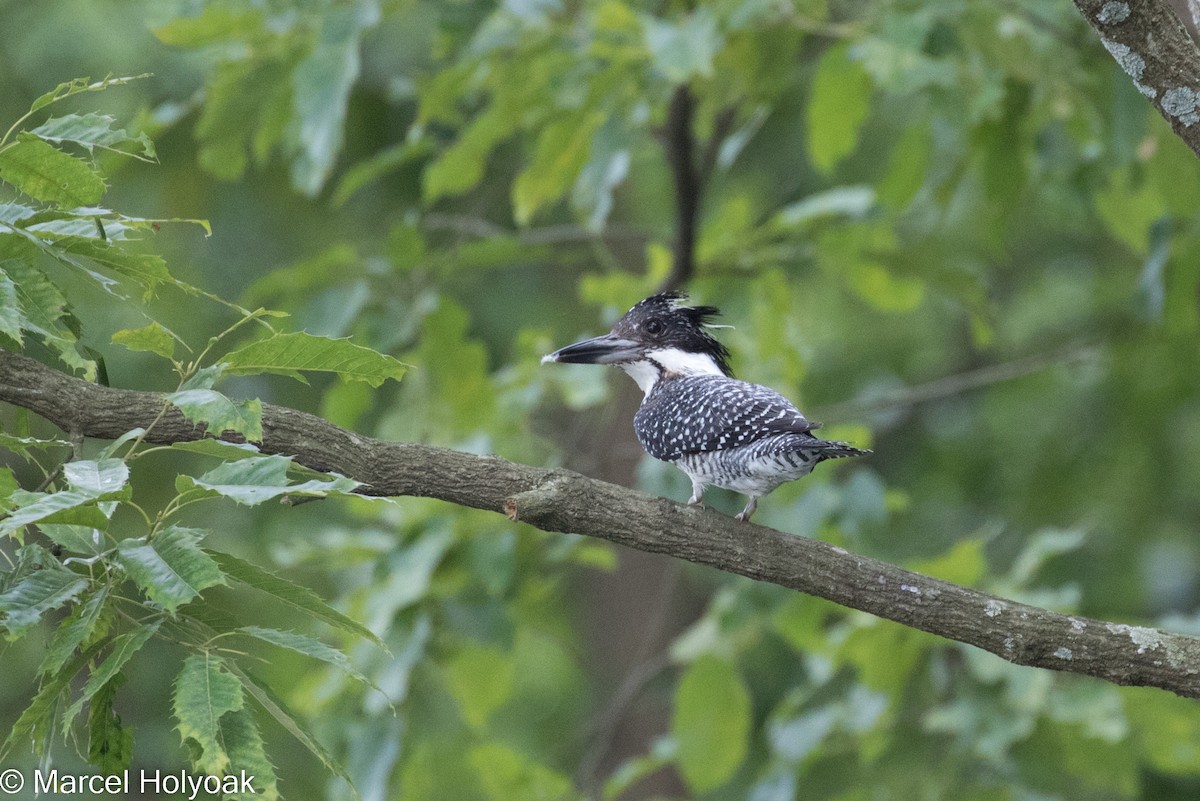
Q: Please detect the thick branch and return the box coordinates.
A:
[3,350,1200,697]
[1074,0,1200,158]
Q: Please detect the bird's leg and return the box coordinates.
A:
[687,480,705,507]
[735,496,758,522]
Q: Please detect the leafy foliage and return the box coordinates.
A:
[4,0,1200,799]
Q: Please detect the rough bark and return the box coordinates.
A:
[1074,0,1200,158]
[3,349,1200,697]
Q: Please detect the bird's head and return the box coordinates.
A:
[542,292,733,393]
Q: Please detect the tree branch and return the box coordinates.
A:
[1074,0,1200,158]
[3,350,1200,697]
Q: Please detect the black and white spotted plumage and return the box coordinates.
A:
[543,292,868,521]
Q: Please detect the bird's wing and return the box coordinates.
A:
[670,376,820,455]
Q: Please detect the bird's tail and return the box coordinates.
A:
[814,440,871,461]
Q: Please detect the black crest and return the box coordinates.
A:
[612,291,733,376]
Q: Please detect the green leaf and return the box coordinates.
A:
[290,2,380,196]
[168,389,264,442]
[772,185,876,229]
[571,118,631,233]
[153,5,264,46]
[228,663,357,799]
[27,75,151,115]
[513,112,604,226]
[672,656,751,793]
[0,270,23,343]
[469,743,572,801]
[176,454,360,506]
[112,321,176,359]
[169,439,263,461]
[41,585,110,677]
[445,642,514,730]
[57,237,172,296]
[30,113,155,161]
[423,103,519,204]
[642,8,721,83]
[63,620,162,728]
[173,652,244,774]
[223,331,407,386]
[239,626,370,685]
[0,488,111,536]
[63,458,130,496]
[0,133,106,206]
[847,261,924,312]
[807,44,873,172]
[116,526,225,613]
[0,567,89,638]
[87,671,134,774]
[206,549,384,647]
[217,707,280,801]
[0,645,99,760]
[333,139,433,206]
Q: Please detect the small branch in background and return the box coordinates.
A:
[660,85,701,292]
[812,342,1103,424]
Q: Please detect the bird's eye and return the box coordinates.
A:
[644,319,664,335]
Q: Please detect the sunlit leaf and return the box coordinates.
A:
[0,133,106,206]
[112,321,176,359]
[223,331,407,386]
[672,656,751,792]
[807,44,872,172]
[173,652,244,774]
[445,642,514,730]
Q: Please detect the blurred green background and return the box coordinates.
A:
[4,0,1200,798]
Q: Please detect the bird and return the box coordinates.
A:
[541,291,869,522]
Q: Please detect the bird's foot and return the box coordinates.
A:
[735,497,758,522]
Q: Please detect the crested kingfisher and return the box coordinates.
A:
[542,292,868,522]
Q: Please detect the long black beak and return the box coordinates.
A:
[541,333,644,365]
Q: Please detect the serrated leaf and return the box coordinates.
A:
[228,663,357,798]
[223,331,406,387]
[116,526,225,613]
[174,653,244,774]
[58,237,171,295]
[0,567,89,638]
[64,458,130,496]
[0,133,106,206]
[672,656,751,793]
[112,321,176,359]
[63,620,162,729]
[39,524,105,555]
[41,585,110,677]
[31,112,155,161]
[207,549,383,647]
[239,626,371,685]
[169,439,263,461]
[168,389,264,442]
[218,707,279,801]
[87,671,134,774]
[0,488,112,536]
[0,270,23,343]
[28,75,151,115]
[807,44,872,172]
[0,645,99,760]
[176,454,360,506]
